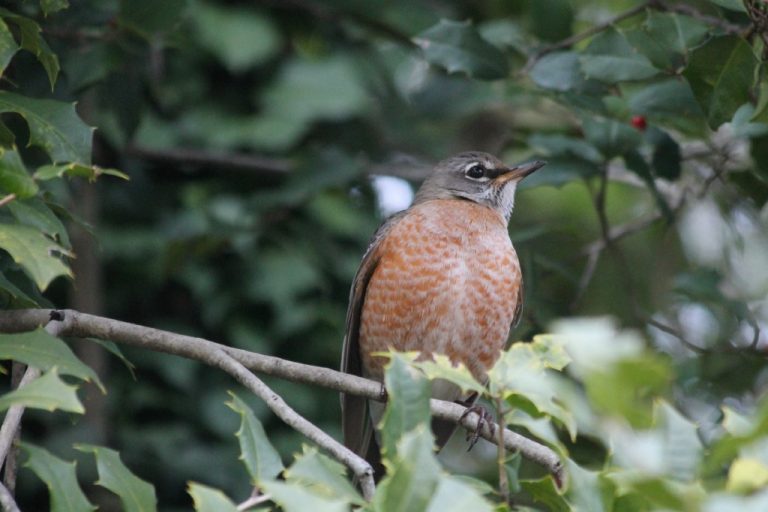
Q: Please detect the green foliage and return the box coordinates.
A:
[414,19,510,80]
[226,392,284,484]
[0,328,104,391]
[77,444,158,512]
[1,0,767,510]
[21,443,95,512]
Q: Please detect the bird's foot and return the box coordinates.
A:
[459,404,496,450]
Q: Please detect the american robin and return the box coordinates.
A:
[340,151,544,475]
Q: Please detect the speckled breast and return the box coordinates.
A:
[359,199,522,384]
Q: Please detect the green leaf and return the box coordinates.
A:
[188,482,238,512]
[249,56,369,150]
[380,353,432,458]
[77,444,158,512]
[521,475,569,512]
[0,8,59,87]
[583,356,671,427]
[408,354,485,395]
[374,426,441,512]
[565,459,613,512]
[642,12,709,62]
[528,134,603,163]
[521,155,599,188]
[623,150,673,220]
[118,0,188,37]
[488,338,576,439]
[414,19,509,80]
[727,458,768,493]
[648,128,682,181]
[21,443,95,512]
[0,17,18,74]
[684,36,758,129]
[0,223,72,291]
[579,27,659,83]
[655,401,703,481]
[707,0,746,12]
[0,367,84,413]
[582,117,642,159]
[226,392,284,483]
[85,337,136,379]
[7,197,71,249]
[0,270,37,307]
[39,0,70,15]
[425,475,494,512]
[0,91,93,164]
[284,446,363,505]
[530,51,585,92]
[0,328,104,392]
[0,146,38,198]
[260,480,347,512]
[627,78,705,123]
[35,163,128,182]
[192,2,280,72]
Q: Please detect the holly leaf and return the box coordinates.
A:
[685,36,758,129]
[0,91,93,164]
[0,8,59,87]
[579,27,659,83]
[77,444,158,512]
[0,146,38,198]
[21,443,95,512]
[188,483,238,512]
[0,367,84,414]
[0,328,104,392]
[414,19,509,80]
[226,392,284,483]
[0,223,72,291]
[284,446,364,505]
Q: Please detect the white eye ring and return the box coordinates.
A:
[464,163,489,181]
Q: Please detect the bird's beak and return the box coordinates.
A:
[494,160,546,184]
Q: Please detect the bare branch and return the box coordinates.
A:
[0,313,66,481]
[0,308,563,485]
[125,145,292,177]
[0,194,16,208]
[0,481,20,512]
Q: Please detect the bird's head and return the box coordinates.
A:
[414,151,546,221]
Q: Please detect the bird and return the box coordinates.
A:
[340,151,545,477]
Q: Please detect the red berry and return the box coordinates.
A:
[631,115,647,131]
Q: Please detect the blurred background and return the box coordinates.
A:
[3,0,767,509]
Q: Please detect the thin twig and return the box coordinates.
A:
[0,308,564,483]
[237,492,272,511]
[647,317,707,354]
[660,1,748,36]
[0,194,16,208]
[125,145,292,177]
[0,481,20,512]
[523,0,655,72]
[0,313,66,476]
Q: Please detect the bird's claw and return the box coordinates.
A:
[459,404,496,450]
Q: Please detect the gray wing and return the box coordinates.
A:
[340,212,405,464]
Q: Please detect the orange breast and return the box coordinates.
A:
[359,199,521,383]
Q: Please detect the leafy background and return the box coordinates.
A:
[0,0,767,510]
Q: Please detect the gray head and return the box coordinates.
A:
[413,151,545,221]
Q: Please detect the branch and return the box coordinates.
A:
[0,194,16,208]
[0,309,564,486]
[524,0,655,72]
[0,312,66,490]
[0,481,20,512]
[125,145,292,177]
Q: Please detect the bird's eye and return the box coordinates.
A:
[465,164,486,180]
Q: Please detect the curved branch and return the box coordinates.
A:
[0,313,66,469]
[0,309,564,486]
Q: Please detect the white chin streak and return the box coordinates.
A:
[498,182,518,221]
